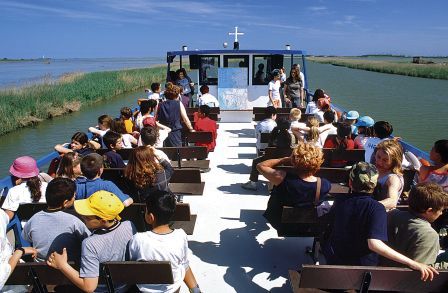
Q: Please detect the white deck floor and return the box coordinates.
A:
[181,122,316,293]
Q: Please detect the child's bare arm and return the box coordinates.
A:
[368,239,438,281]
[156,121,172,133]
[54,143,72,154]
[184,267,200,292]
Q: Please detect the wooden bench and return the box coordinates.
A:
[253,113,315,122]
[96,146,210,169]
[264,147,365,166]
[16,202,197,235]
[101,168,205,196]
[6,261,175,293]
[289,265,448,293]
[253,107,306,114]
[187,113,219,121]
[183,131,213,145]
[186,107,220,115]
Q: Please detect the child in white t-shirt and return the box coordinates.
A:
[2,156,48,220]
[128,191,200,293]
[268,69,282,108]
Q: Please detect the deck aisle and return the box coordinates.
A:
[182,123,315,293]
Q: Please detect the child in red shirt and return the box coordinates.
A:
[194,105,217,152]
[323,122,355,167]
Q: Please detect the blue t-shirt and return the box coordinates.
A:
[322,193,388,266]
[75,177,130,203]
[104,151,125,168]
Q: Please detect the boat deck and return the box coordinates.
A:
[182,122,317,293]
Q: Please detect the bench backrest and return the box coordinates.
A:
[187,113,219,121]
[184,131,213,144]
[264,147,365,164]
[253,113,314,122]
[277,166,350,184]
[186,107,220,115]
[101,167,201,184]
[252,107,306,114]
[6,262,174,287]
[96,146,208,161]
[298,264,448,292]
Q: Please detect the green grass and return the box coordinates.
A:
[308,57,448,80]
[0,66,166,135]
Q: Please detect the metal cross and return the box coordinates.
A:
[228,26,244,43]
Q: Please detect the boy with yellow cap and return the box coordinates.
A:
[47,191,136,292]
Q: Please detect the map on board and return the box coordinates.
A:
[218,68,248,110]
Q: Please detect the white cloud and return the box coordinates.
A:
[333,15,356,25]
[307,6,328,12]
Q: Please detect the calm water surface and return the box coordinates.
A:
[0,60,446,177]
[0,57,165,88]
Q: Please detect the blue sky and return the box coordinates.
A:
[1,0,447,58]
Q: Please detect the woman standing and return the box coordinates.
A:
[176,68,195,108]
[284,67,304,108]
[157,83,194,147]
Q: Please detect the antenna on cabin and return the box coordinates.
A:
[228,26,244,50]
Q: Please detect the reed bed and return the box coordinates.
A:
[308,57,448,80]
[0,66,165,135]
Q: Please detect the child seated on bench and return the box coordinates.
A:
[102,131,126,168]
[75,153,133,207]
[139,126,170,163]
[128,190,201,293]
[2,156,48,220]
[322,162,438,281]
[47,191,137,292]
[386,182,448,265]
[194,105,217,152]
[22,177,90,262]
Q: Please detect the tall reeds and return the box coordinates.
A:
[0,66,165,135]
[309,57,448,80]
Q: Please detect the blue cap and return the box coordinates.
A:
[355,116,374,127]
[346,110,359,120]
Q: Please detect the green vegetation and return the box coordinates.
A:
[308,57,448,80]
[0,66,165,135]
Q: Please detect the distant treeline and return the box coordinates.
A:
[0,66,165,135]
[308,57,448,80]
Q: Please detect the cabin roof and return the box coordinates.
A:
[167,49,306,59]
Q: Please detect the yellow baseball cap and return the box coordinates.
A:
[74,191,124,221]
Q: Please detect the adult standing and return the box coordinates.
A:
[176,68,195,108]
[157,83,194,147]
[284,67,304,108]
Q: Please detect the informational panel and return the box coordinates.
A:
[218,68,248,110]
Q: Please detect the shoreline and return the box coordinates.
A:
[308,57,448,80]
[0,66,166,136]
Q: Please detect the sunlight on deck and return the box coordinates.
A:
[183,122,316,293]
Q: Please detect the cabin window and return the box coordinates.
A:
[199,55,220,85]
[252,55,284,85]
[223,55,249,84]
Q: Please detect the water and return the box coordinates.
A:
[306,61,448,152]
[0,59,446,177]
[0,90,143,177]
[0,57,165,88]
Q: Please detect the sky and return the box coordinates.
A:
[1,0,447,58]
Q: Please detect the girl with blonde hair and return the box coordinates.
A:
[374,140,404,210]
[305,116,320,147]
